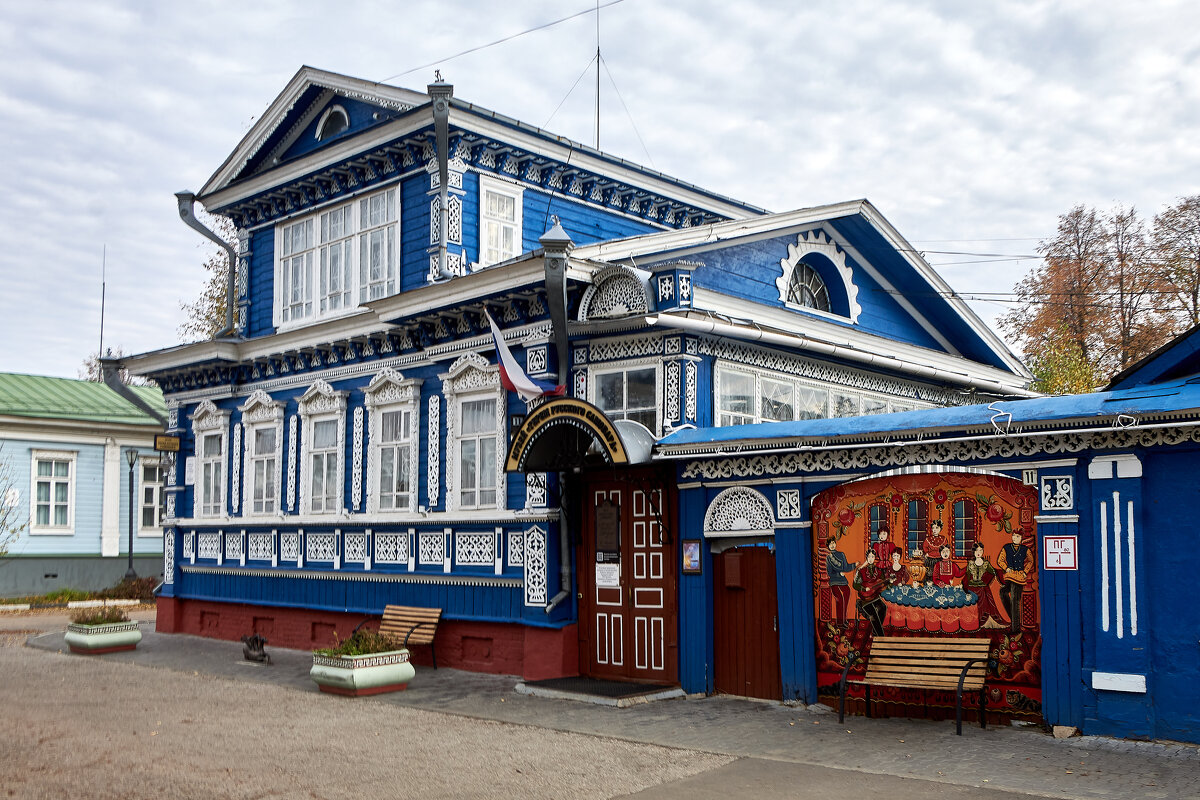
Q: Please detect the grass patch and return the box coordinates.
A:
[2,576,158,606]
[70,606,131,625]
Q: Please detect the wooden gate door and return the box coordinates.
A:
[580,475,677,683]
[714,545,782,699]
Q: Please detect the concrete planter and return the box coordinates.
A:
[64,621,142,655]
[310,649,415,696]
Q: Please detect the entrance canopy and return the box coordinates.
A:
[505,397,654,472]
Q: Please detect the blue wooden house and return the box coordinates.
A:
[124,67,1038,687]
[0,373,165,596]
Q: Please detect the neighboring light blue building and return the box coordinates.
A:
[0,373,166,596]
[125,67,1040,693]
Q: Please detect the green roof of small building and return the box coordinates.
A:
[0,373,164,427]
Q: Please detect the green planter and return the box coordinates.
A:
[310,649,415,696]
[64,621,142,655]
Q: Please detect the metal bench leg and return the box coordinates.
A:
[865,684,872,719]
[431,642,437,670]
[980,686,987,729]
[838,664,850,723]
[955,688,964,735]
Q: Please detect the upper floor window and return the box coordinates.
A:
[31,450,75,533]
[479,176,523,267]
[594,365,658,435]
[275,185,399,328]
[139,458,164,532]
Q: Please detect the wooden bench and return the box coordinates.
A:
[354,605,443,669]
[838,636,994,735]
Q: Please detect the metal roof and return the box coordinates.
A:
[0,373,164,427]
[656,374,1200,455]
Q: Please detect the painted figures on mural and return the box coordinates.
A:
[825,537,857,625]
[930,545,965,586]
[964,543,1005,627]
[885,550,910,588]
[853,550,887,635]
[997,529,1034,633]
[811,472,1041,722]
[920,519,952,576]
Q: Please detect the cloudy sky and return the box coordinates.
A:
[2,0,1197,379]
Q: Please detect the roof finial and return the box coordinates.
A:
[434,69,443,83]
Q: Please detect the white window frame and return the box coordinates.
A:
[442,354,505,513]
[713,361,930,426]
[239,390,285,518]
[589,360,662,437]
[298,380,347,516]
[30,449,76,534]
[478,175,523,267]
[365,368,422,515]
[138,456,164,536]
[273,184,400,329]
[190,400,230,519]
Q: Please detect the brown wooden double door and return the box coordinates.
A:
[579,474,677,683]
[714,545,782,700]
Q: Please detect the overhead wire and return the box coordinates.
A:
[375,0,628,83]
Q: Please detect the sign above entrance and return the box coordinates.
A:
[505,397,636,472]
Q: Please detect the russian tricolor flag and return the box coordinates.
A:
[485,310,566,403]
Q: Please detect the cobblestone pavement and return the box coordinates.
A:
[6,611,1199,799]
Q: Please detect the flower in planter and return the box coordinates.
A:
[65,606,140,655]
[69,606,131,626]
[313,628,402,657]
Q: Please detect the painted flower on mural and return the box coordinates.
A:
[822,622,863,670]
[977,494,1014,532]
[890,493,903,508]
[831,501,865,538]
[933,489,948,505]
[991,634,1025,680]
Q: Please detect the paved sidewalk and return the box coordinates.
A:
[17,615,1200,800]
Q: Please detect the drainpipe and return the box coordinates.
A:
[99,359,167,427]
[544,505,571,614]
[428,78,454,280]
[175,191,238,338]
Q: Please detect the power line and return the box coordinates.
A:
[376,0,628,84]
[600,53,654,168]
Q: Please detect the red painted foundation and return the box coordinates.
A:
[68,644,138,655]
[318,683,409,697]
[156,597,579,680]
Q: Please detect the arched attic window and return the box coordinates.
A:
[315,105,349,141]
[786,259,831,312]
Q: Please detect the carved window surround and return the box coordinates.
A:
[441,353,505,514]
[298,380,348,517]
[239,390,285,519]
[364,367,422,515]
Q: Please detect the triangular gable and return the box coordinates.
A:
[199,66,427,198]
[570,200,1029,378]
[1107,324,1200,390]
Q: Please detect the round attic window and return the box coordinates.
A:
[315,105,349,141]
[786,260,831,312]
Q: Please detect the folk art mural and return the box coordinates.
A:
[812,471,1041,722]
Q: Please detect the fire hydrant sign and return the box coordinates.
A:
[1044,535,1078,570]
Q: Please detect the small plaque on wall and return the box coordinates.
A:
[595,562,620,588]
[596,499,620,555]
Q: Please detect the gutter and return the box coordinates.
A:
[99,360,167,427]
[643,312,1040,398]
[654,418,1200,461]
[176,191,238,338]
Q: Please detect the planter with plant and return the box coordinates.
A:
[310,629,415,696]
[64,606,142,654]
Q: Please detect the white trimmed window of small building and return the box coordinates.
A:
[274,184,399,328]
[478,175,523,267]
[592,363,659,435]
[31,450,76,534]
[139,457,164,534]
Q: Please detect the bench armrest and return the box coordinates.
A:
[352,615,381,635]
[956,656,994,695]
[402,620,436,647]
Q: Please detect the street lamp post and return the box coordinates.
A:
[125,448,138,580]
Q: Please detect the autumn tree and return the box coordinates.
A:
[179,214,237,342]
[0,447,26,557]
[1154,196,1200,328]
[1001,204,1176,392]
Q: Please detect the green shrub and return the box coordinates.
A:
[70,606,131,625]
[43,588,92,603]
[313,629,401,657]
